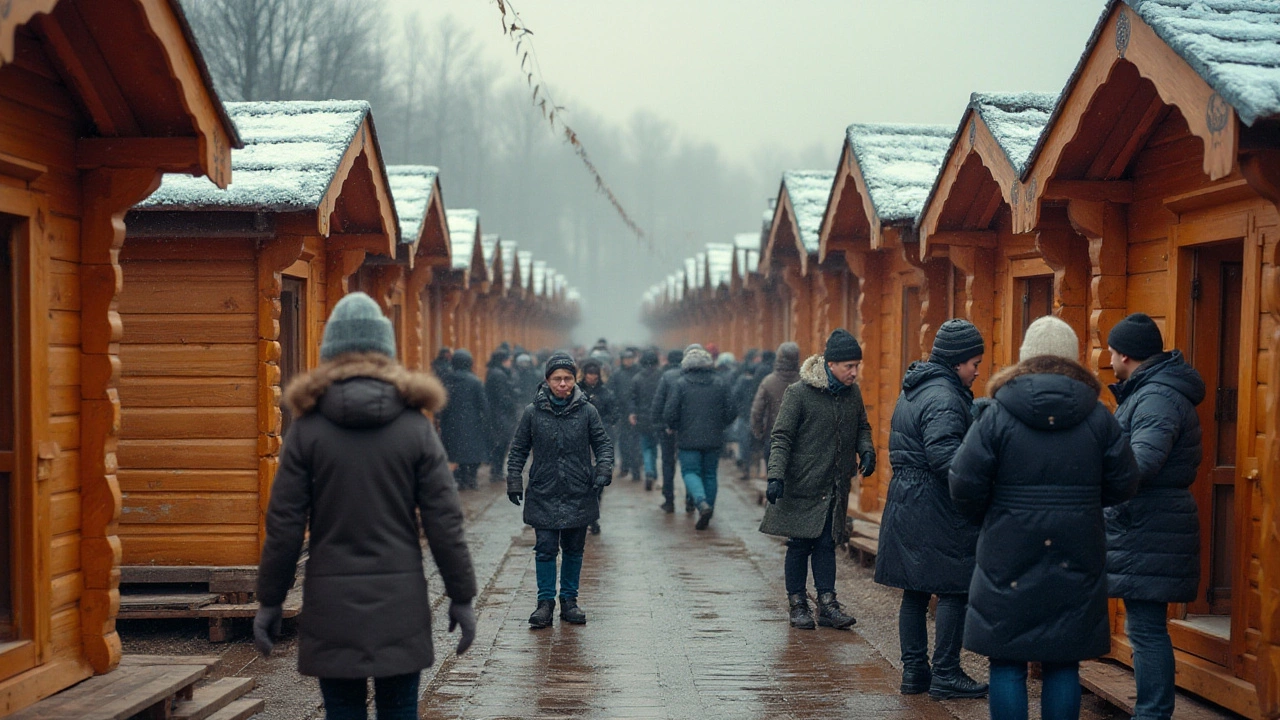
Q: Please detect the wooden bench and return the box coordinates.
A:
[1079,659,1235,719]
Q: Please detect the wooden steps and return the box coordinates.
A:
[1079,659,1237,719]
[6,655,262,720]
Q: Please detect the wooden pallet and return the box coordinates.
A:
[1079,659,1238,719]
[119,586,303,642]
[7,655,263,720]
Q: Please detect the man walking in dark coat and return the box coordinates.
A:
[629,349,663,491]
[751,342,801,466]
[876,319,987,699]
[613,349,643,480]
[485,349,519,481]
[578,358,619,535]
[664,344,735,529]
[255,292,477,719]
[650,348,685,513]
[439,349,489,490]
[731,348,767,479]
[513,353,542,404]
[507,353,614,628]
[950,317,1137,720]
[760,329,872,631]
[1106,312,1204,720]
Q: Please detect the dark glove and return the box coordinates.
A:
[859,449,877,478]
[253,603,283,656]
[448,600,477,656]
[766,479,784,504]
[508,491,522,506]
[593,474,611,489]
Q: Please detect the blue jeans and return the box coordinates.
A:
[678,449,719,507]
[989,659,1079,720]
[534,527,588,601]
[1125,600,1175,720]
[640,433,658,477]
[319,673,420,720]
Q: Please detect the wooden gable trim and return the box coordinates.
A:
[488,244,508,297]
[819,141,882,258]
[466,229,490,292]
[761,183,809,277]
[413,177,451,265]
[920,109,1020,256]
[319,117,395,257]
[1017,2,1237,233]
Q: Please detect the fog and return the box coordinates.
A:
[182,0,1108,347]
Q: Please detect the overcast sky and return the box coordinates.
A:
[384,0,1110,166]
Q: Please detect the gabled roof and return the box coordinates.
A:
[517,250,534,290]
[706,243,734,289]
[846,124,953,225]
[531,261,548,296]
[781,171,836,254]
[386,165,449,263]
[972,93,1058,176]
[446,209,479,272]
[500,240,519,287]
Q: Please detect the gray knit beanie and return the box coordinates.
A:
[930,319,985,366]
[320,292,395,361]
[1019,316,1079,362]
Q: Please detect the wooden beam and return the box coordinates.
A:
[0,151,46,182]
[77,137,202,171]
[31,9,140,137]
[1043,179,1135,204]
[926,231,997,249]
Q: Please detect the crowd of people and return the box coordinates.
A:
[251,292,1202,720]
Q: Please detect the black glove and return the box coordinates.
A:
[859,449,877,478]
[508,491,522,506]
[253,603,283,656]
[766,479,784,504]
[593,474,611,489]
[448,600,477,656]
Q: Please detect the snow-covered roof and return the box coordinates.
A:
[481,234,499,267]
[734,232,760,252]
[446,209,479,272]
[138,101,371,212]
[1128,0,1280,127]
[385,165,440,246]
[532,260,547,295]
[518,250,534,288]
[706,243,734,288]
[674,270,686,301]
[972,93,1058,175]
[554,274,567,295]
[694,253,707,288]
[683,258,698,289]
[846,123,953,224]
[567,288,581,303]
[781,171,835,253]
[500,240,518,286]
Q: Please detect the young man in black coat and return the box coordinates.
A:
[950,317,1137,720]
[629,349,664,490]
[439,349,489,490]
[1106,312,1205,720]
[255,293,477,718]
[613,349,643,480]
[876,319,987,699]
[650,348,685,512]
[507,353,614,628]
[578,358,619,535]
[663,345,736,530]
[485,349,518,481]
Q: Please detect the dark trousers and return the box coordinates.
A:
[784,512,837,595]
[660,431,678,501]
[453,463,478,490]
[899,590,966,674]
[989,659,1080,720]
[1125,599,1175,720]
[488,434,510,474]
[619,423,642,475]
[318,672,420,720]
[534,527,589,601]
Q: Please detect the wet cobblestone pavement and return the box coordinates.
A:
[123,463,1128,719]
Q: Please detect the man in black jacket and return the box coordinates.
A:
[629,349,664,490]
[1106,312,1204,720]
[663,344,735,530]
[650,349,685,512]
[613,349,643,480]
[485,349,518,481]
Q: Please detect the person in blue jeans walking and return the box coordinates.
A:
[663,344,735,530]
[507,353,615,628]
[950,317,1137,720]
[1105,313,1204,720]
[628,349,664,490]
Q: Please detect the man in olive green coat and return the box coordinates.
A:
[760,329,875,630]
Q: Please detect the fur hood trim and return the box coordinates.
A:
[283,352,447,417]
[800,354,828,388]
[986,355,1101,398]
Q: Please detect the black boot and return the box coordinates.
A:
[684,497,695,513]
[588,521,601,535]
[645,474,656,491]
[788,593,816,630]
[928,667,988,700]
[528,600,555,629]
[815,591,857,629]
[695,501,713,530]
[559,597,587,624]
[659,500,675,513]
[900,666,932,695]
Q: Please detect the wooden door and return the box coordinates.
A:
[1013,275,1054,356]
[0,217,14,644]
[279,277,305,437]
[901,285,922,377]
[1187,240,1243,617]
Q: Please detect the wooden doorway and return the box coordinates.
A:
[1013,274,1054,356]
[0,216,14,645]
[901,285,922,377]
[279,277,306,437]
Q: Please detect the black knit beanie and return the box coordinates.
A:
[667,349,684,366]
[1108,312,1163,360]
[580,358,603,376]
[824,328,862,363]
[930,319,985,366]
[544,352,577,379]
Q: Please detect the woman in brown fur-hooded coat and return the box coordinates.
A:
[257,293,477,694]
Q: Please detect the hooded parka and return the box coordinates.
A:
[949,356,1138,663]
[258,353,477,678]
[751,348,801,440]
[1106,350,1205,602]
[506,384,615,529]
[759,355,874,544]
[875,361,979,594]
[663,350,736,450]
[439,353,490,465]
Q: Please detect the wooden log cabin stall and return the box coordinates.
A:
[728,232,764,358]
[916,93,1061,382]
[814,123,952,517]
[116,100,398,627]
[0,0,245,713]
[439,208,488,354]
[991,1,1280,715]
[383,165,453,372]
[703,242,736,354]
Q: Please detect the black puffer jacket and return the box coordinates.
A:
[949,356,1138,664]
[259,354,476,678]
[1106,351,1205,602]
[663,356,735,450]
[506,384,614,529]
[630,365,664,434]
[439,360,489,465]
[611,364,639,417]
[579,380,620,427]
[484,365,518,445]
[875,361,979,594]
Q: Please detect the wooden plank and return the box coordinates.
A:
[119,470,258,494]
[1110,635,1261,718]
[121,313,256,345]
[0,658,93,718]
[5,663,208,720]
[119,534,259,567]
[119,344,257,377]
[118,238,256,262]
[117,279,256,315]
[120,492,258,525]
[170,677,255,720]
[201,698,265,720]
[116,439,258,470]
[121,259,255,282]
[121,407,257,441]
[1127,271,1171,317]
[119,593,218,612]
[117,377,256,408]
[117,656,220,669]
[1079,659,1233,719]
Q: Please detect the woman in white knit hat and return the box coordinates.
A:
[948,316,1138,720]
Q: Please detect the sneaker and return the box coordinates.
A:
[695,501,713,530]
[528,600,555,629]
[559,597,587,624]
